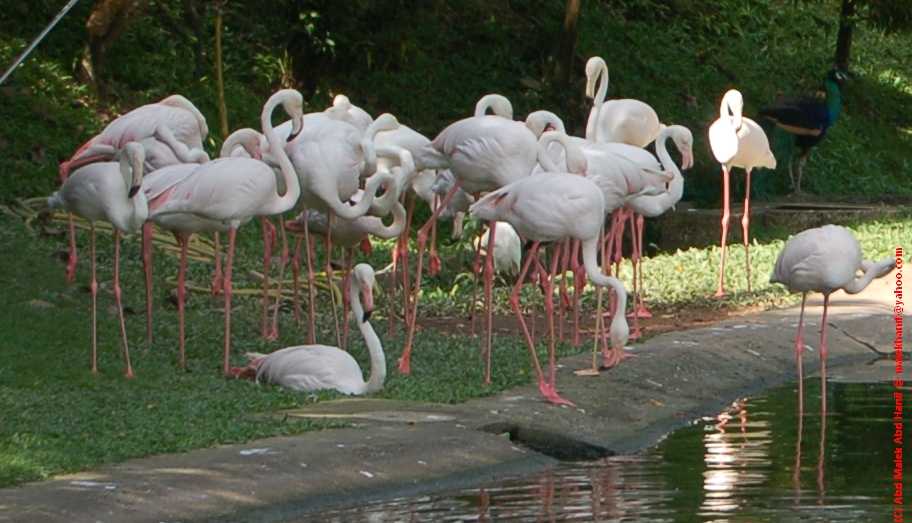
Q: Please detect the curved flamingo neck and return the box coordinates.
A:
[844,258,895,294]
[721,91,743,131]
[260,92,301,214]
[539,131,586,174]
[349,277,385,393]
[580,236,628,333]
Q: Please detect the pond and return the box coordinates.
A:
[307,378,907,522]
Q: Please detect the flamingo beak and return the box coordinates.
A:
[128,185,141,198]
[683,150,694,170]
[361,284,374,322]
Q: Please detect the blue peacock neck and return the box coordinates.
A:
[825,79,843,123]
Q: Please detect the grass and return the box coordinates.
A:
[1,202,908,487]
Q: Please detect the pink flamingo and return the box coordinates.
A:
[770,225,894,417]
[470,172,630,405]
[584,56,662,147]
[58,94,210,283]
[47,142,148,377]
[288,112,399,347]
[709,89,776,297]
[401,93,538,379]
[149,89,304,376]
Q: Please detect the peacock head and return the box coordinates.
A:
[827,68,849,88]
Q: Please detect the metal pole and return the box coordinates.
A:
[0,0,82,86]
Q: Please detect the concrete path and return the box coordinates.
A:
[1,270,906,523]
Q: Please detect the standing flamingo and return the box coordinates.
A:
[47,142,148,377]
[288,112,398,346]
[709,89,777,297]
[470,172,630,405]
[584,56,662,147]
[770,225,894,417]
[149,89,304,376]
[401,93,539,379]
[229,263,385,395]
[58,94,210,284]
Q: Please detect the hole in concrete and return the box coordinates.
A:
[480,422,613,461]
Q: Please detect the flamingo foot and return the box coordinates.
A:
[538,381,575,407]
[630,305,653,319]
[65,258,77,283]
[124,369,135,379]
[628,329,642,341]
[211,271,224,296]
[600,348,635,369]
[713,289,726,299]
[263,327,279,342]
[397,355,411,375]
[428,253,442,277]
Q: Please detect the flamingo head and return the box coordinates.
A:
[524,110,564,138]
[228,354,267,381]
[669,125,695,170]
[353,263,375,322]
[117,142,145,197]
[469,189,511,223]
[584,56,607,99]
[281,90,305,142]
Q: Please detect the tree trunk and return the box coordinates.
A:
[834,0,855,71]
[75,0,144,99]
[214,2,229,139]
[554,0,582,88]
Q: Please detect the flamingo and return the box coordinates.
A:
[139,131,264,364]
[47,142,148,377]
[477,221,522,277]
[325,94,374,134]
[149,89,304,376]
[469,172,630,405]
[584,56,661,147]
[769,224,895,417]
[288,111,398,347]
[400,93,539,379]
[58,94,210,283]
[230,263,385,395]
[709,89,777,297]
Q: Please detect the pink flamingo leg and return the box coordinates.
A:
[570,239,584,347]
[260,218,276,338]
[469,225,485,337]
[222,228,237,376]
[399,194,416,336]
[819,294,830,410]
[177,233,189,368]
[89,223,98,374]
[626,212,641,340]
[267,215,288,340]
[428,194,441,277]
[508,241,546,383]
[341,248,354,351]
[141,221,154,347]
[325,213,342,348]
[634,214,652,318]
[291,236,303,326]
[387,230,401,338]
[400,184,459,375]
[303,218,317,345]
[66,213,78,283]
[112,230,135,378]
[540,244,574,406]
[795,293,807,417]
[211,232,223,296]
[557,239,569,343]
[715,165,731,298]
[741,168,753,293]
[483,219,498,384]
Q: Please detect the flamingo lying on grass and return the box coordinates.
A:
[48,142,148,377]
[230,263,385,395]
[470,172,630,406]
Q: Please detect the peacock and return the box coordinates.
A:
[758,68,848,194]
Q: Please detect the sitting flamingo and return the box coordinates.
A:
[230,263,386,395]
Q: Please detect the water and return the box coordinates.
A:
[305,380,909,522]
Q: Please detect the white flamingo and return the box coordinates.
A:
[401,93,539,380]
[470,172,630,405]
[770,225,894,416]
[58,94,210,283]
[709,89,776,297]
[585,56,662,147]
[149,89,304,376]
[231,263,385,395]
[47,142,148,377]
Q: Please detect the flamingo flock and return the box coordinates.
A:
[49,55,877,408]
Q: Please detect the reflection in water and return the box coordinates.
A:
[306,381,902,522]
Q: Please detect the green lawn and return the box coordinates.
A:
[0,206,908,487]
